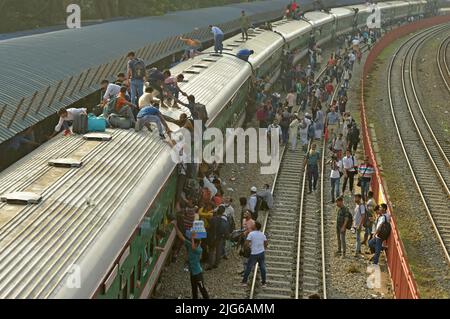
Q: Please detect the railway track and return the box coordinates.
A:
[247,61,346,299]
[437,34,450,93]
[387,24,450,264]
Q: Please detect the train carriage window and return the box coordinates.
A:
[137,257,142,281]
[129,269,135,298]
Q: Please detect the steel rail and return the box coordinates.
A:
[387,24,450,265]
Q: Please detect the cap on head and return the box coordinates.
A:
[251,186,257,193]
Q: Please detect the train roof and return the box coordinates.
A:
[0,0,291,146]
[0,129,176,298]
[171,54,251,125]
[329,7,355,18]
[303,11,335,26]
[272,19,313,42]
[217,29,284,70]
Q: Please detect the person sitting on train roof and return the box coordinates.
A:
[100,79,129,106]
[50,107,87,138]
[103,86,136,123]
[115,72,127,86]
[236,49,254,62]
[135,105,171,139]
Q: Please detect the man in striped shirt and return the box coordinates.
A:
[358,156,375,202]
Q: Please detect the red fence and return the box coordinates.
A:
[360,14,450,299]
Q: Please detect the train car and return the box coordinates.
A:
[219,28,285,81]
[272,20,313,65]
[330,7,356,36]
[303,11,335,46]
[0,0,428,299]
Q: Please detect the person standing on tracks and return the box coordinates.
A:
[369,204,391,266]
[241,221,268,288]
[280,107,291,146]
[305,143,321,194]
[343,67,352,89]
[335,196,351,257]
[347,123,360,153]
[209,25,224,55]
[206,206,228,270]
[171,220,210,299]
[362,191,376,247]
[353,194,366,258]
[289,113,300,151]
[358,156,375,202]
[329,154,342,203]
[342,149,357,195]
[326,106,340,142]
[247,186,259,221]
[314,104,325,140]
[240,11,251,41]
[127,51,146,106]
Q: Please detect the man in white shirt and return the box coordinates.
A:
[348,51,356,70]
[342,149,357,194]
[209,25,224,54]
[100,80,122,105]
[51,107,87,137]
[286,90,297,112]
[353,194,366,257]
[241,222,268,287]
[267,119,282,142]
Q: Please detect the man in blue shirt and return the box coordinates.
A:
[172,220,210,299]
[209,25,224,54]
[237,49,255,62]
[135,105,171,139]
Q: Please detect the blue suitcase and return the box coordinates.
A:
[88,114,106,132]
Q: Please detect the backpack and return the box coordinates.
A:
[130,58,146,80]
[194,103,208,122]
[378,215,391,241]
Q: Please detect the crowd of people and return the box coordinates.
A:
[48,13,391,299]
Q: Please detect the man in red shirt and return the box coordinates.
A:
[291,1,298,12]
[256,105,268,128]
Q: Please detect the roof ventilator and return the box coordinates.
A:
[0,192,42,205]
[192,64,209,69]
[202,58,218,62]
[48,158,83,168]
[183,70,201,75]
[83,133,112,141]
